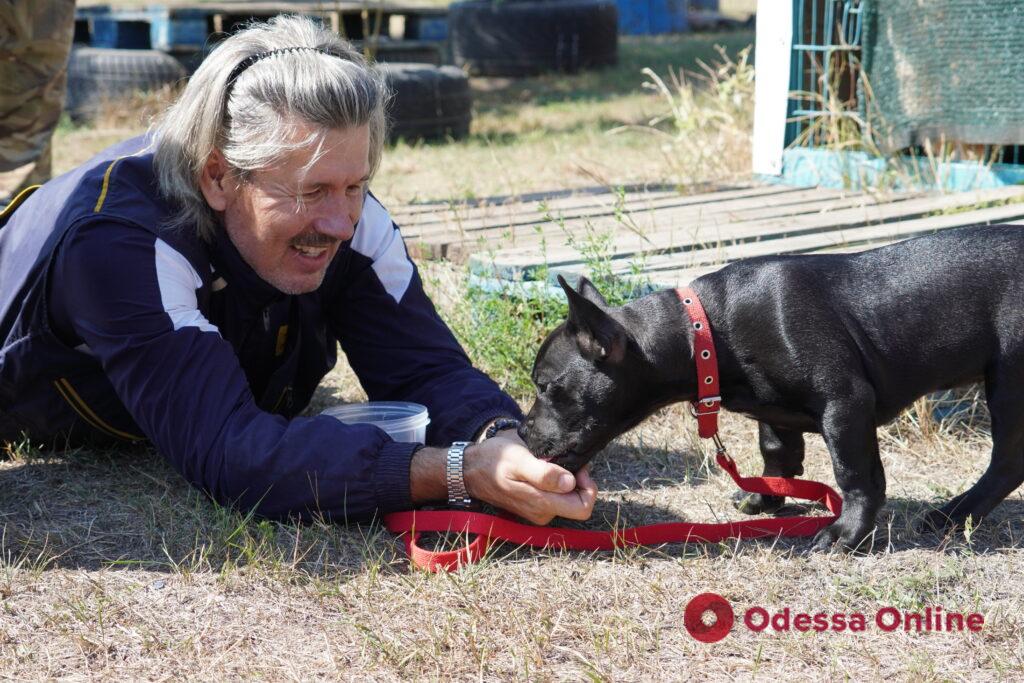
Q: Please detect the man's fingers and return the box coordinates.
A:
[514,455,575,493]
[553,486,596,521]
[575,466,598,494]
[535,477,597,523]
[504,478,595,524]
[571,467,598,510]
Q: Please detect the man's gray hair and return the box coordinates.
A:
[152,14,390,241]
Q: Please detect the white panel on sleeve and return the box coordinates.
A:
[351,195,414,304]
[154,238,220,334]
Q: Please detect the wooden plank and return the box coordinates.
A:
[394,182,784,233]
[394,187,683,229]
[405,185,859,262]
[592,202,1024,288]
[434,188,906,262]
[407,186,852,261]
[390,182,687,219]
[406,185,848,241]
[488,185,1024,270]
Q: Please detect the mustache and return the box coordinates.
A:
[290,234,340,249]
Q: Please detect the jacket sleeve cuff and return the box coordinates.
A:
[468,403,525,442]
[373,440,420,514]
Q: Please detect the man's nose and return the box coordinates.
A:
[313,196,360,241]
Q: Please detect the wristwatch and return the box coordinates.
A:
[484,417,522,440]
[446,441,472,508]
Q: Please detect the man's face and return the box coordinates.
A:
[218,123,371,294]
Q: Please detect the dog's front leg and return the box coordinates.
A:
[734,422,805,515]
[812,397,886,552]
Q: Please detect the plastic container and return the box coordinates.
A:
[322,401,430,443]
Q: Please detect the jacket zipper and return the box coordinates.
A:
[271,386,293,413]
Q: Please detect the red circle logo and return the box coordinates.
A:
[684,593,734,643]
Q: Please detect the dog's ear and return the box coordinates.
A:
[576,275,608,308]
[558,275,627,363]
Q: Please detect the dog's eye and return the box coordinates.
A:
[536,382,548,395]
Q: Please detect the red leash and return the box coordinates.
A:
[383,287,842,572]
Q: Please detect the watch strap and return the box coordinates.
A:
[446,441,472,508]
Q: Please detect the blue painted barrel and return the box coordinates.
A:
[91,16,151,49]
[146,8,208,52]
[617,0,689,34]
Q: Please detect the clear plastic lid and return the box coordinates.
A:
[321,401,430,434]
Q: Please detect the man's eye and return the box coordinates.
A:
[346,184,363,196]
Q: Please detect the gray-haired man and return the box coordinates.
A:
[0,15,597,525]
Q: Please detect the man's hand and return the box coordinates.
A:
[464,433,597,525]
[409,432,598,525]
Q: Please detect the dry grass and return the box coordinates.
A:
[2,330,1022,678]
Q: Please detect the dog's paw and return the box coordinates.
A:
[916,506,978,536]
[732,491,784,516]
[810,520,874,554]
[916,508,960,535]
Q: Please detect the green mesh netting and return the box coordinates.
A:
[859,0,1024,153]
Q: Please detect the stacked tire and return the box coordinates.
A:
[64,49,473,142]
[65,46,187,122]
[450,0,618,77]
[378,63,473,142]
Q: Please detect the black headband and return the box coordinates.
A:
[224,46,336,94]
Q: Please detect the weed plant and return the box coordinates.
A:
[609,45,755,186]
[444,203,650,400]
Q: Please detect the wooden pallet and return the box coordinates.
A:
[76,2,447,53]
[400,182,809,260]
[395,182,1024,292]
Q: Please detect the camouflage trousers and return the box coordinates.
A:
[0,1,76,201]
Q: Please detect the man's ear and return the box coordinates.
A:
[576,275,608,308]
[198,148,233,212]
[558,275,627,363]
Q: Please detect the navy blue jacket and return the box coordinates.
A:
[0,136,521,521]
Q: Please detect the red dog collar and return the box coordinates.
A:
[676,287,722,441]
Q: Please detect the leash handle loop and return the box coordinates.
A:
[386,457,842,572]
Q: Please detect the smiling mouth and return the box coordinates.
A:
[291,245,330,259]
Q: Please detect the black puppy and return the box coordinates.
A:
[521,225,1024,551]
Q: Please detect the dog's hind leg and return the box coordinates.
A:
[920,363,1024,533]
[734,422,805,515]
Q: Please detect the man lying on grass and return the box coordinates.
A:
[0,15,596,526]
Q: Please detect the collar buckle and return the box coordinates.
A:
[689,395,721,415]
